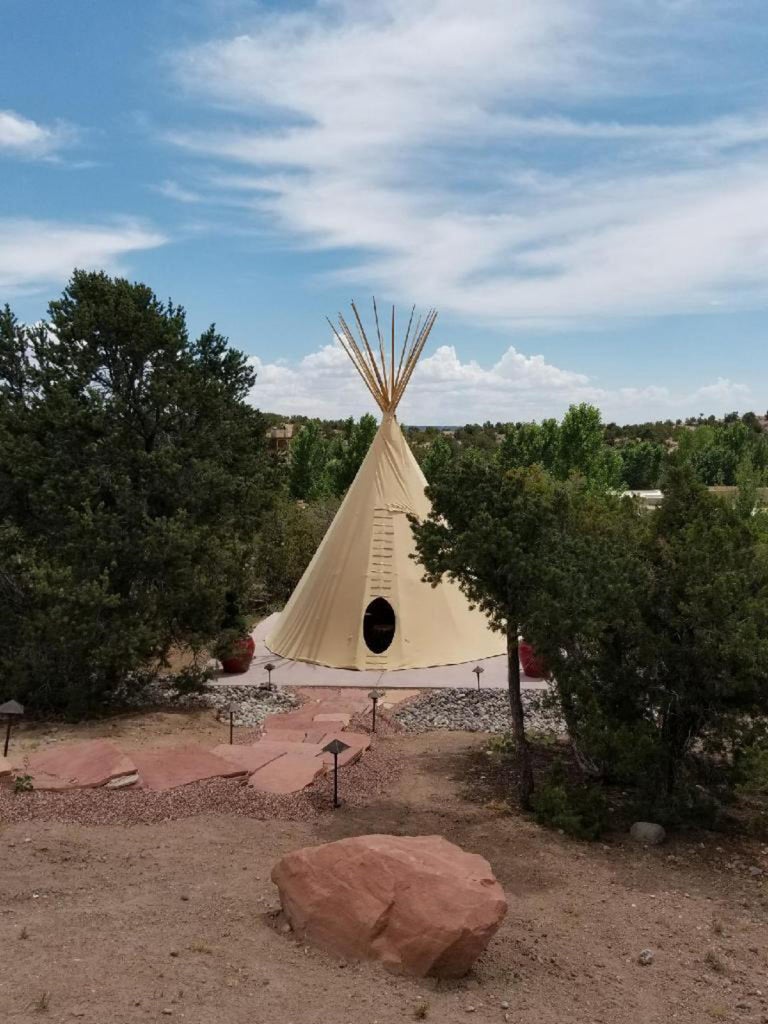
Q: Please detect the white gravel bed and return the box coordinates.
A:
[113,676,299,728]
[394,687,559,734]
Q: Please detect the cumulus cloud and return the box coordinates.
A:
[0,219,168,295]
[167,0,768,325]
[0,109,75,159]
[248,340,753,425]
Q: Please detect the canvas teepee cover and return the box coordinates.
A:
[266,302,505,671]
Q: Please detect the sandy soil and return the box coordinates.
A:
[9,687,415,760]
[3,731,768,1024]
[10,707,261,758]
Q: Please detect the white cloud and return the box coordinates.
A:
[248,338,753,424]
[0,109,75,159]
[152,179,203,203]
[167,0,768,325]
[0,219,168,295]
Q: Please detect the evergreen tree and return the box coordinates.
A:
[0,271,274,715]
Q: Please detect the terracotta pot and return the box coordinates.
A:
[519,640,548,679]
[220,635,255,674]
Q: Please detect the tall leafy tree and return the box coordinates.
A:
[288,420,328,500]
[618,439,665,489]
[412,458,567,807]
[557,403,623,488]
[324,413,378,496]
[0,271,274,715]
[421,433,456,483]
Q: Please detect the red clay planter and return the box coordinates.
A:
[220,635,255,673]
[519,640,548,679]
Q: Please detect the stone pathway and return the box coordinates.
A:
[8,690,378,795]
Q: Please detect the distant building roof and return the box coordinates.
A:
[268,423,295,441]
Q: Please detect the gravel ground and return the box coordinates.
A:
[394,687,561,733]
[0,740,400,827]
[194,682,299,727]
[115,678,300,728]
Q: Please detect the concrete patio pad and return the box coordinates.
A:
[213,613,548,691]
[248,753,327,794]
[131,746,248,792]
[19,740,137,791]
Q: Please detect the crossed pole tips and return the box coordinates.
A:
[327,298,438,417]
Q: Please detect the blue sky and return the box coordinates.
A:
[1,0,767,423]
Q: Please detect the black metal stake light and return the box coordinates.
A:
[473,665,485,690]
[229,702,236,745]
[264,662,275,690]
[322,738,351,808]
[0,700,24,757]
[367,688,385,734]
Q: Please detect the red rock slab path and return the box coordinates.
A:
[131,746,247,792]
[254,739,326,758]
[316,731,371,768]
[17,740,137,791]
[313,712,351,727]
[210,744,287,774]
[248,753,327,794]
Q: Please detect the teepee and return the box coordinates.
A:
[266,301,505,671]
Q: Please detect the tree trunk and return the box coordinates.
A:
[507,627,534,809]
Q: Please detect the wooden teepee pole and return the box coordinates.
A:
[332,300,437,416]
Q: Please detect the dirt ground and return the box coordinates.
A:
[10,707,260,757]
[3,729,768,1024]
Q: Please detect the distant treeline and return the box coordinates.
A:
[268,407,768,491]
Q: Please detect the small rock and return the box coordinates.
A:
[749,867,763,878]
[162,1010,173,1016]
[630,822,666,845]
[500,1001,510,1009]
[106,772,139,789]
[169,949,179,957]
[465,1007,476,1014]
[638,949,654,966]
[280,922,292,934]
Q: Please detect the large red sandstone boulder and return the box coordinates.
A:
[270,834,507,977]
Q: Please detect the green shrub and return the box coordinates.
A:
[169,664,213,698]
[531,761,608,840]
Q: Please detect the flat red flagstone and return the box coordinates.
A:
[252,739,326,759]
[248,753,327,794]
[131,746,248,792]
[21,740,137,791]
[211,744,286,774]
[262,710,317,730]
[313,712,351,726]
[261,727,312,744]
[316,731,371,768]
